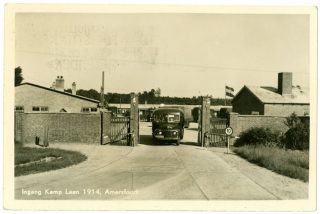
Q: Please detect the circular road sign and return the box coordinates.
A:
[225,127,233,136]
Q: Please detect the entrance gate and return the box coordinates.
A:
[198,96,228,147]
[207,118,228,147]
[101,93,139,146]
[109,117,130,145]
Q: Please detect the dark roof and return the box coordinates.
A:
[16,82,100,103]
[233,85,309,104]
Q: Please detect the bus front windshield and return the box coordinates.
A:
[153,113,180,123]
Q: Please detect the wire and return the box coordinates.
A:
[16,49,309,75]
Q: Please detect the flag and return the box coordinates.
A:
[225,85,234,97]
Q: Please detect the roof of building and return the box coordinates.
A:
[234,85,309,104]
[108,103,230,111]
[109,103,161,109]
[153,108,184,114]
[108,103,200,109]
[16,82,100,103]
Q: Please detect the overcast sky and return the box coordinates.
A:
[15,13,309,98]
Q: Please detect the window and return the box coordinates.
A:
[32,107,40,111]
[153,113,181,123]
[81,107,90,113]
[15,106,24,112]
[32,106,48,112]
[41,107,48,111]
[81,107,98,113]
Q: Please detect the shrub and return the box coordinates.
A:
[234,127,280,147]
[283,125,309,150]
[281,113,309,150]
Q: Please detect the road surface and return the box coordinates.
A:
[15,122,307,200]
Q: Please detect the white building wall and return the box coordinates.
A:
[264,103,309,116]
[15,84,99,113]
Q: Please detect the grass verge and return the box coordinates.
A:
[15,142,87,177]
[232,145,309,182]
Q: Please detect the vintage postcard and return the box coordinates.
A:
[3,4,317,211]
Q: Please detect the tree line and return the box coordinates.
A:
[15,67,232,106]
[67,88,232,106]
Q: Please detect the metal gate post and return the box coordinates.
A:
[130,93,139,146]
[200,96,211,147]
[100,111,104,145]
[197,106,201,145]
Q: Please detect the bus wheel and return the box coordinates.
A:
[176,139,180,146]
[180,130,184,139]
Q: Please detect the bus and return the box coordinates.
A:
[159,105,193,128]
[152,108,184,145]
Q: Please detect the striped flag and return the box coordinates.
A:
[225,85,235,97]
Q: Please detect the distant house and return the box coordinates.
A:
[15,78,100,113]
[232,72,309,116]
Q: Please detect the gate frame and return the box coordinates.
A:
[100,92,139,146]
[198,96,228,147]
[130,93,139,146]
[198,96,211,147]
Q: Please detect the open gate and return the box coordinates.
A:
[206,118,228,147]
[109,117,130,145]
[101,93,139,146]
[198,96,228,147]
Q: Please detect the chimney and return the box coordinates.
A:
[72,82,76,95]
[278,72,292,95]
[55,76,65,91]
[51,81,56,90]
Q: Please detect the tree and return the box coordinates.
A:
[281,113,309,150]
[148,89,156,98]
[155,88,161,97]
[284,112,300,128]
[15,67,24,86]
[77,89,100,101]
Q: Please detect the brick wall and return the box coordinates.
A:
[14,112,23,142]
[17,112,111,144]
[229,113,288,145]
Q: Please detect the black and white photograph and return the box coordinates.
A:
[3,4,317,211]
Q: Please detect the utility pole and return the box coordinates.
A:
[224,84,226,106]
[100,71,105,108]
